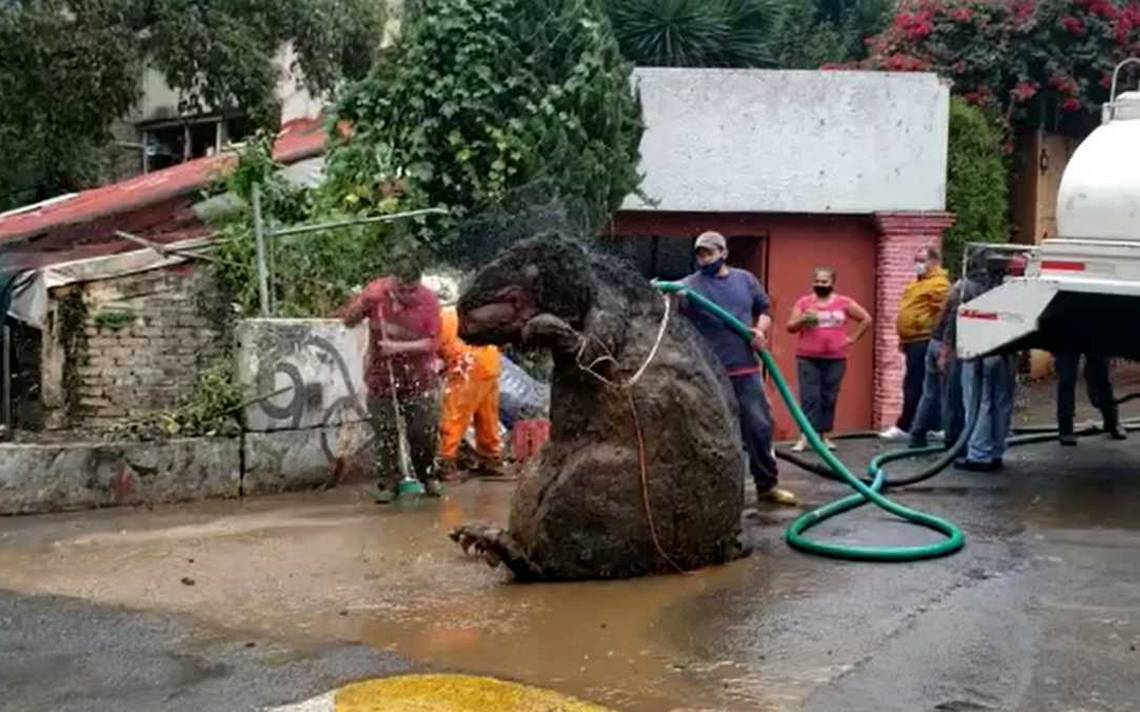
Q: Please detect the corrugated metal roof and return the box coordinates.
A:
[0,117,329,245]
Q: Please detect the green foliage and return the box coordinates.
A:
[944,97,1009,276]
[0,0,142,209]
[0,0,386,210]
[92,310,134,332]
[109,361,244,440]
[770,0,852,67]
[212,136,414,318]
[322,0,644,260]
[866,0,1140,135]
[604,0,892,69]
[606,0,783,67]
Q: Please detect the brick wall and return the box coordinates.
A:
[872,212,955,429]
[42,263,229,431]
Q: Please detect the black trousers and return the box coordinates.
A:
[1055,352,1118,435]
[897,340,929,432]
[796,357,847,434]
[730,373,779,494]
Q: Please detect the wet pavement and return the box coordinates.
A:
[2,392,1140,710]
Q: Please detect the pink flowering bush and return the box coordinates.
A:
[863,0,1140,133]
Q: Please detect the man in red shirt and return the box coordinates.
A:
[341,258,443,503]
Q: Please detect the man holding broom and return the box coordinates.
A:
[341,255,444,503]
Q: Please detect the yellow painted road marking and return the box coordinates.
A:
[333,674,614,712]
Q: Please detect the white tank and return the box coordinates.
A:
[1057,90,1140,241]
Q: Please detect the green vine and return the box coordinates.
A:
[57,288,88,425]
[92,309,133,332]
[107,361,243,440]
[322,0,644,262]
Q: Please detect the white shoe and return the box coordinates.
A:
[930,430,945,440]
[879,426,909,441]
[791,438,807,453]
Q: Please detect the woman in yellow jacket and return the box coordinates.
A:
[882,247,951,440]
[437,306,504,479]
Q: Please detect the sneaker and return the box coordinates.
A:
[1059,432,1078,447]
[953,458,1001,473]
[879,426,909,441]
[374,486,396,504]
[823,438,838,451]
[424,479,445,498]
[758,486,798,506]
[1107,424,1128,441]
[791,438,807,453]
[930,430,945,440]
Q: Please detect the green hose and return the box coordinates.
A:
[654,280,965,562]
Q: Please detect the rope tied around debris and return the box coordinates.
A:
[568,294,688,575]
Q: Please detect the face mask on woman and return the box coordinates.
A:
[813,285,833,298]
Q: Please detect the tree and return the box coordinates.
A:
[944,97,1009,275]
[605,0,784,67]
[603,0,893,70]
[775,0,893,67]
[322,0,644,261]
[0,0,386,211]
[864,0,1140,136]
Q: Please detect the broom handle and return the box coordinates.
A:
[380,315,413,479]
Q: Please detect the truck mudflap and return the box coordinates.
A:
[956,279,1058,359]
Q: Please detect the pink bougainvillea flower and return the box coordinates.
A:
[1062,97,1083,112]
[1012,81,1039,101]
[950,6,973,22]
[1061,15,1088,34]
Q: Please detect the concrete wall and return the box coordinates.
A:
[624,68,950,215]
[235,319,373,492]
[41,264,227,431]
[236,319,368,432]
[0,438,240,514]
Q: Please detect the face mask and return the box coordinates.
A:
[700,258,725,277]
[813,285,833,298]
[915,262,927,276]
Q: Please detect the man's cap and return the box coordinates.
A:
[694,231,727,252]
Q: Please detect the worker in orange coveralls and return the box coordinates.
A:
[436,305,504,481]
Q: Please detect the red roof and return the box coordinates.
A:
[0,117,328,245]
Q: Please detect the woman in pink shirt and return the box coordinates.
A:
[786,267,872,452]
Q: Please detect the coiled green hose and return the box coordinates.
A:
[655,280,965,562]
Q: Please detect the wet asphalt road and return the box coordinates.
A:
[1,427,1139,711]
[0,590,412,712]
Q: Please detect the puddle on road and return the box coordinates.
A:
[0,482,795,711]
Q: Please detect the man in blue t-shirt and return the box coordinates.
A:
[681,231,797,506]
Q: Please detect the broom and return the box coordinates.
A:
[380,317,425,498]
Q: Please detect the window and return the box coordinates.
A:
[139,115,254,173]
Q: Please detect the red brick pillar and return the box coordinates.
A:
[872,211,955,429]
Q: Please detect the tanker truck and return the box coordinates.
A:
[957,59,1140,360]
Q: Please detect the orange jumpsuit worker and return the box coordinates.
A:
[437,306,503,479]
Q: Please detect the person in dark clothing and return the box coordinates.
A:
[945,251,1017,472]
[909,279,965,448]
[681,231,796,506]
[1054,352,1126,445]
